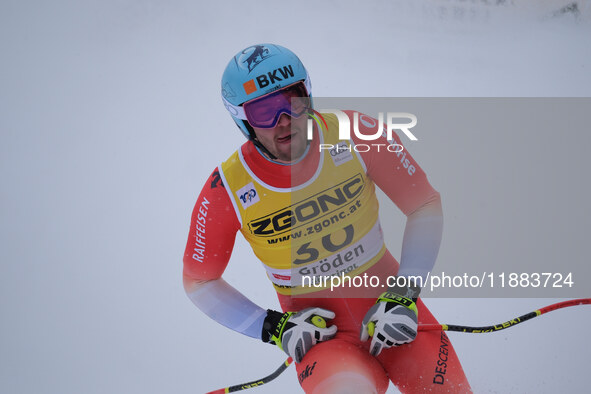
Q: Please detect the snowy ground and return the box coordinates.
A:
[1,1,590,393]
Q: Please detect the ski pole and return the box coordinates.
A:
[205,315,326,393]
[205,357,293,394]
[417,298,591,333]
[206,298,591,393]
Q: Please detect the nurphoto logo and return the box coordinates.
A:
[307,110,418,154]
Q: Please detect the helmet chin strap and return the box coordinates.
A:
[240,121,279,160]
[251,135,278,161]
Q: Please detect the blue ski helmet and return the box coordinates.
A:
[221,44,312,139]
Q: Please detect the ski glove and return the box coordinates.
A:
[360,280,420,356]
[262,307,337,363]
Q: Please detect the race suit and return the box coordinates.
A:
[183,112,471,393]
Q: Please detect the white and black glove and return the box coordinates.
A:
[360,280,420,356]
[262,307,337,363]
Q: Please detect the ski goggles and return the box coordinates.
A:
[224,81,311,129]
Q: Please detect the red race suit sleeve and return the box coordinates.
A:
[182,168,268,339]
[183,168,241,281]
[346,110,439,214]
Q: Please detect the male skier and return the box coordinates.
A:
[183,43,471,393]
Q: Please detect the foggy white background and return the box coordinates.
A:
[1,1,590,393]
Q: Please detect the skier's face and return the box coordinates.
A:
[251,112,308,162]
